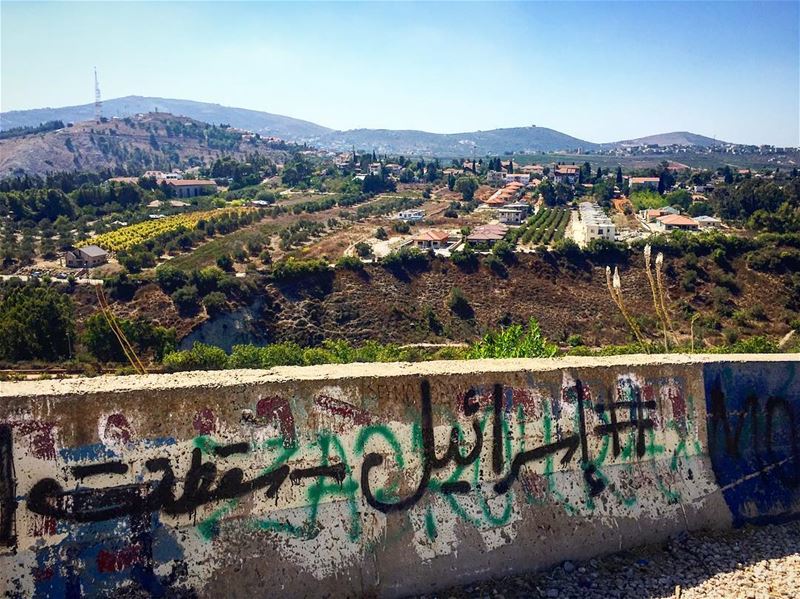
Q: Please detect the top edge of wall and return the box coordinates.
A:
[1,353,798,398]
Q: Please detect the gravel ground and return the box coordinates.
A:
[418,519,800,599]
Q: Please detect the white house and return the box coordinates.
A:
[486,170,506,186]
[497,202,530,225]
[577,202,616,246]
[396,209,425,222]
[693,215,722,229]
[504,173,531,185]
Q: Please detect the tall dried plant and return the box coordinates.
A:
[606,265,647,350]
[644,244,670,351]
[655,251,676,338]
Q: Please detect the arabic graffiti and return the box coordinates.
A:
[1,371,714,596]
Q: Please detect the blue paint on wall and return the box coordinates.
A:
[704,361,799,526]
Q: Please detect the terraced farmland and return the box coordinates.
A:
[88,208,254,251]
[518,207,571,245]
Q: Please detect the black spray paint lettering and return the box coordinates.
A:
[25,440,347,523]
[709,377,799,489]
[0,424,16,547]
[363,378,655,511]
[19,376,661,523]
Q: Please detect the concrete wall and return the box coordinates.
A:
[1,354,797,597]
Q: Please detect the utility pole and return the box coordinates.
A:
[94,67,102,122]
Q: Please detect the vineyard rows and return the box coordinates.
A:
[518,208,571,245]
[88,208,253,251]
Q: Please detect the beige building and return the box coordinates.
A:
[65,245,108,268]
[165,179,217,199]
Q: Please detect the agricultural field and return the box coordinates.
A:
[517,207,571,246]
[88,208,254,251]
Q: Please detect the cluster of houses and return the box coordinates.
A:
[639,207,721,232]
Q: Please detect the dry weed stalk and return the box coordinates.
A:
[655,251,676,338]
[96,285,147,374]
[606,265,647,350]
[690,313,701,353]
[644,244,670,351]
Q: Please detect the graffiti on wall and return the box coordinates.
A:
[1,371,714,596]
[705,362,799,526]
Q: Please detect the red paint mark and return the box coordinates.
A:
[643,384,661,427]
[314,395,373,426]
[103,414,132,445]
[32,566,54,582]
[97,543,143,573]
[193,408,216,435]
[10,421,56,459]
[29,515,56,537]
[520,471,547,498]
[668,385,686,421]
[455,388,492,415]
[256,396,296,446]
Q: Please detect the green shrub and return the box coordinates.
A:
[354,242,372,257]
[336,255,363,270]
[382,247,429,271]
[492,240,515,263]
[216,254,234,271]
[0,282,75,361]
[451,245,479,270]
[567,333,583,347]
[448,287,473,319]
[163,342,228,371]
[553,238,583,262]
[155,265,188,293]
[271,257,331,281]
[171,285,200,314]
[468,318,557,359]
[484,254,508,277]
[202,291,228,316]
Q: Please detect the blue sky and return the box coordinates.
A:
[2,1,798,145]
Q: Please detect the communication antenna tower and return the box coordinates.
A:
[94,67,102,122]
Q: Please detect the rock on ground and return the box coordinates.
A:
[414,519,800,599]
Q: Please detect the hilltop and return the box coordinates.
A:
[315,126,598,156]
[0,112,292,177]
[611,131,723,148]
[0,96,331,140]
[1,96,736,158]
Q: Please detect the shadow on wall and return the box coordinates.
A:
[705,361,799,526]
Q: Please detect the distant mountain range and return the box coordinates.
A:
[1,95,730,157]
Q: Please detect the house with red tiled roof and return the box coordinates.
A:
[553,164,580,185]
[653,214,699,232]
[412,230,451,250]
[467,223,509,246]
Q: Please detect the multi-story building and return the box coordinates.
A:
[576,202,616,246]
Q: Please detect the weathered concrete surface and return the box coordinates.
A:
[0,354,797,597]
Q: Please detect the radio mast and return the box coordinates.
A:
[94,67,102,122]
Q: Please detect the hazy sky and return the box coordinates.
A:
[2,1,798,145]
